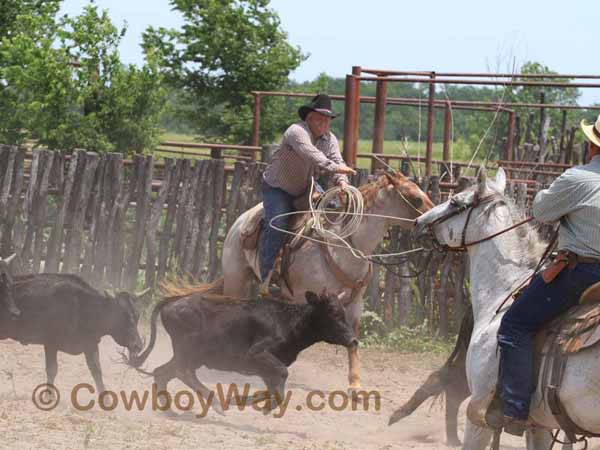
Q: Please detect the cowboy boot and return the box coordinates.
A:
[259,270,273,298]
[259,270,282,299]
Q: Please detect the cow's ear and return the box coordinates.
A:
[305,291,321,306]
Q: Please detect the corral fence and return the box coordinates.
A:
[0,143,554,336]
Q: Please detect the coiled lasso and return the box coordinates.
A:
[308,177,364,240]
[270,177,422,261]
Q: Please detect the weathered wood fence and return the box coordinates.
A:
[0,145,263,292]
[0,144,550,335]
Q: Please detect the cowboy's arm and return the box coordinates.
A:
[285,124,342,173]
[532,170,580,223]
[322,133,350,187]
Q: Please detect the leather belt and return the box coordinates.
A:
[542,250,600,284]
[565,250,600,266]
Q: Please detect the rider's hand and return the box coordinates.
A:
[335,165,357,176]
[337,180,350,202]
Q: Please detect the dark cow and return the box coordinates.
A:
[0,273,144,392]
[0,254,20,318]
[129,287,357,415]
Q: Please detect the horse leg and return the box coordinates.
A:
[462,419,493,450]
[445,388,467,447]
[345,297,363,389]
[347,318,361,389]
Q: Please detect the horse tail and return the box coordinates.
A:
[159,276,224,299]
[446,307,473,367]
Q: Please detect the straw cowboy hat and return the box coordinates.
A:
[581,114,600,147]
[298,94,338,121]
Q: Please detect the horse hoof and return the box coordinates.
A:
[446,438,462,447]
[388,408,409,426]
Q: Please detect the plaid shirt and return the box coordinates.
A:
[263,121,348,197]
[533,155,600,258]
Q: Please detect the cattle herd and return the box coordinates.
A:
[0,252,465,448]
[0,255,363,415]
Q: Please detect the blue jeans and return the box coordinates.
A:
[258,180,296,281]
[498,261,600,420]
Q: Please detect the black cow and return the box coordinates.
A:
[0,273,145,392]
[129,289,357,415]
[0,254,20,318]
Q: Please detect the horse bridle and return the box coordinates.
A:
[426,192,533,253]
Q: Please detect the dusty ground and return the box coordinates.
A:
[0,325,587,450]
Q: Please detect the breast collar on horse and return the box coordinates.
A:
[318,236,373,306]
[426,192,534,252]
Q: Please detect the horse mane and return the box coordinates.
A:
[358,173,408,210]
[479,190,548,268]
[159,276,240,301]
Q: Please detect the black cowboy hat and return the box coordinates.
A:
[298,94,338,121]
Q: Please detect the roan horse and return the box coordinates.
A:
[221,172,434,388]
[413,167,600,450]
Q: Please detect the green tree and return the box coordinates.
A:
[504,61,582,148]
[0,4,166,153]
[0,0,62,42]
[143,0,306,143]
[0,1,69,144]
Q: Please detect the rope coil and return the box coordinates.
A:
[268,178,423,262]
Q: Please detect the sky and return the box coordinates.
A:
[59,0,600,104]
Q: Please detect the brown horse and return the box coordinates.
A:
[221,172,434,388]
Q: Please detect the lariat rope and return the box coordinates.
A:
[268,177,423,262]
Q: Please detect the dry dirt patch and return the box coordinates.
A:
[0,328,590,450]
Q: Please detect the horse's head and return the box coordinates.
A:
[413,167,507,250]
[362,171,434,227]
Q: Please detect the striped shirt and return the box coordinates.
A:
[532,155,600,259]
[263,121,349,197]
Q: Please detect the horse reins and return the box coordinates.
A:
[427,193,535,253]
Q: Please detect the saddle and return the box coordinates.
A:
[239,203,314,295]
[240,203,313,252]
[536,282,600,441]
[468,281,600,441]
[239,201,372,303]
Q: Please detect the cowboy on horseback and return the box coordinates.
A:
[496,114,600,436]
[259,94,356,297]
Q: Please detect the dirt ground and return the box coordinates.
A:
[0,325,587,450]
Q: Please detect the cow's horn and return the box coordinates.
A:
[136,287,151,298]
